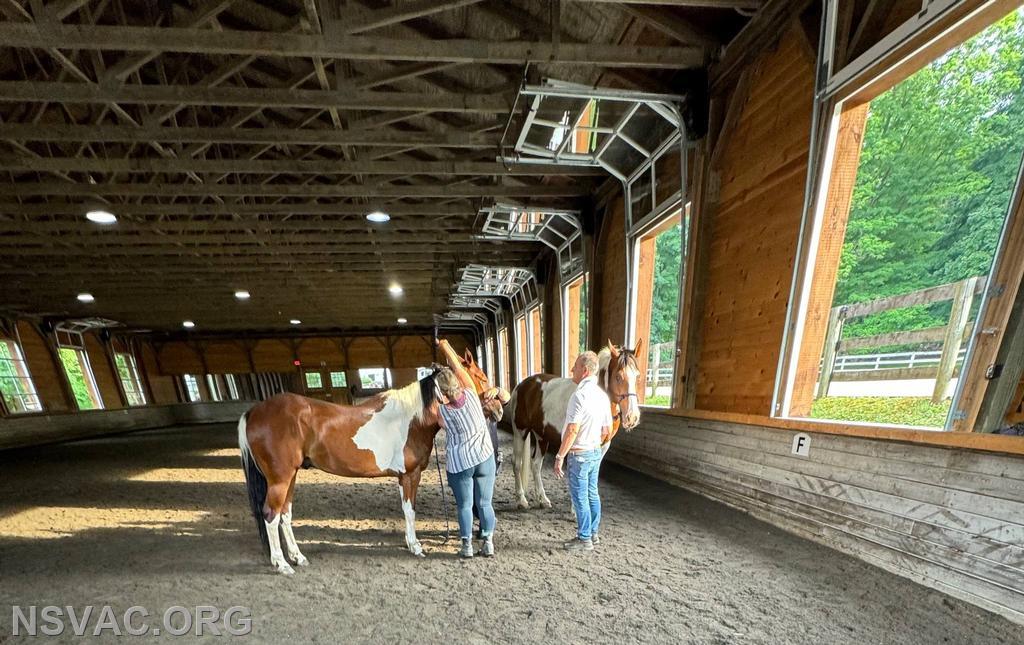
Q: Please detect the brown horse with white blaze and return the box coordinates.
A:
[505,340,643,509]
[238,370,442,574]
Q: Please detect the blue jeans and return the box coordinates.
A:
[447,457,496,540]
[567,448,602,540]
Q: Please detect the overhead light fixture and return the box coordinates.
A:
[388,284,404,296]
[234,290,251,300]
[182,320,195,329]
[290,319,302,325]
[397,317,407,324]
[366,211,391,223]
[77,293,95,303]
[85,209,117,224]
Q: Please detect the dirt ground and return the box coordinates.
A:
[0,422,1020,644]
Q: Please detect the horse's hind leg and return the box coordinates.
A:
[398,469,425,557]
[279,471,308,567]
[511,428,530,509]
[531,439,552,509]
[264,477,295,575]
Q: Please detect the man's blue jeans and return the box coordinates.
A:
[447,457,496,540]
[567,448,602,540]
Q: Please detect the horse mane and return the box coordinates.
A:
[380,371,439,422]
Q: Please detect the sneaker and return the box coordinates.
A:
[459,538,474,558]
[480,537,495,557]
[592,533,600,546]
[563,538,594,552]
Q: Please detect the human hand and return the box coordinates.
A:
[554,454,564,479]
[483,387,500,401]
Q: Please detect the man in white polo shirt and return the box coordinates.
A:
[554,351,613,551]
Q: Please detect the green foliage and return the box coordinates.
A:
[650,223,682,346]
[810,396,950,428]
[644,394,671,407]
[834,10,1024,337]
[59,348,98,410]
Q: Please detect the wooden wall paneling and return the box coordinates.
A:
[203,340,252,373]
[694,26,814,415]
[252,338,295,372]
[98,332,129,408]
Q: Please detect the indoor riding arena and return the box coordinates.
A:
[2,1,1024,643]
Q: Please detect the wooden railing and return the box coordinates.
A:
[818,276,986,403]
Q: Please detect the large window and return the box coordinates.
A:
[0,338,42,413]
[57,342,103,411]
[780,8,1024,430]
[358,368,391,391]
[497,327,510,390]
[115,352,146,406]
[630,208,684,408]
[206,374,222,402]
[304,370,324,390]
[182,374,201,402]
[486,336,496,385]
[329,371,347,388]
[225,374,241,400]
[515,315,529,382]
[529,305,543,375]
[563,273,589,375]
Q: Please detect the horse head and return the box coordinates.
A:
[602,338,643,430]
[459,350,503,423]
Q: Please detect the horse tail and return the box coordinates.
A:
[238,412,269,557]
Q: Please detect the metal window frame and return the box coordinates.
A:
[477,203,585,281]
[0,336,43,413]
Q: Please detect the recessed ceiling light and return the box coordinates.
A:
[182,320,195,329]
[77,293,94,303]
[388,284,404,296]
[397,317,407,324]
[290,319,302,325]
[366,211,391,223]
[234,290,250,300]
[85,209,117,224]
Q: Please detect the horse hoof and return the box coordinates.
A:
[540,499,553,509]
[293,555,309,567]
[274,563,295,576]
[516,499,530,510]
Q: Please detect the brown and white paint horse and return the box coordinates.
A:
[505,340,643,509]
[238,370,442,574]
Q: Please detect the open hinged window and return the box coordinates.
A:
[478,203,584,281]
[776,2,1024,434]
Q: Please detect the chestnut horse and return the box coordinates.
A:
[238,370,441,574]
[505,340,643,509]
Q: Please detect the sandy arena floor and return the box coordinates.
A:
[0,422,1021,644]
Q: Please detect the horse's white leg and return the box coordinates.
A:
[279,504,308,567]
[531,445,552,509]
[512,429,530,509]
[264,514,294,575]
[398,474,424,557]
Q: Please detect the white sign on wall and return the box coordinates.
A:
[792,433,811,457]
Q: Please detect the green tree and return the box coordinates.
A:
[650,223,682,346]
[836,10,1024,340]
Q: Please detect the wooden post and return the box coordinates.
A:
[649,342,661,399]
[815,306,845,400]
[933,277,979,404]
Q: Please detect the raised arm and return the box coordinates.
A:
[437,339,476,391]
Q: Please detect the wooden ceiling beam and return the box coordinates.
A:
[617,4,721,47]
[343,0,484,34]
[0,123,493,147]
[0,202,484,216]
[0,24,704,68]
[578,0,761,7]
[0,81,511,113]
[1,182,589,198]
[0,156,602,176]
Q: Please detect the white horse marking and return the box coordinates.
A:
[279,504,308,567]
[352,382,424,473]
[400,486,424,557]
[264,514,294,575]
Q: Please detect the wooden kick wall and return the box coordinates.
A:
[609,413,1024,624]
[593,11,1024,627]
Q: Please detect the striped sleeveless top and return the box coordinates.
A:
[439,388,494,474]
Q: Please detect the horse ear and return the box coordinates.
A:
[607,339,619,357]
[632,337,644,356]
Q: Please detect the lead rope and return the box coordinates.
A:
[434,427,452,545]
